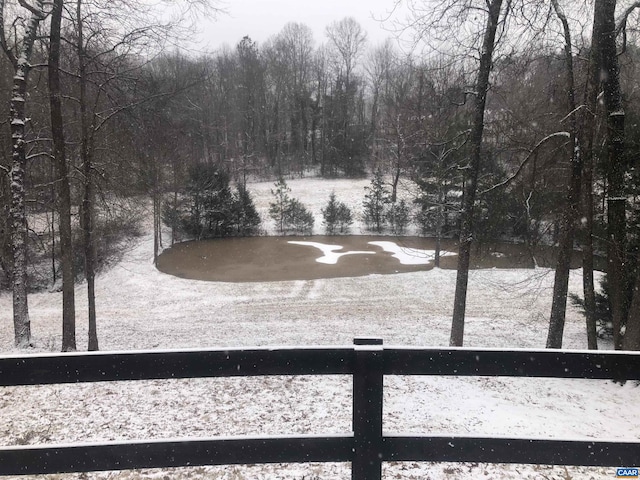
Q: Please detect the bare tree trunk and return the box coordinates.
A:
[50,167,56,287]
[50,215,56,284]
[598,0,627,350]
[3,0,47,347]
[171,172,178,246]
[547,0,582,349]
[390,144,401,204]
[435,187,444,269]
[450,0,503,346]
[580,7,604,351]
[623,272,640,350]
[82,165,98,351]
[9,105,30,347]
[49,0,76,352]
[153,191,160,264]
[582,153,599,349]
[75,0,98,351]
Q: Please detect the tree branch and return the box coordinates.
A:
[616,2,640,37]
[479,131,570,195]
[0,0,17,67]
[26,151,55,161]
[559,104,586,124]
[17,0,46,19]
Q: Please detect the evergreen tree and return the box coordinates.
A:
[287,199,314,235]
[269,176,314,234]
[232,184,261,236]
[182,164,234,239]
[322,191,353,235]
[269,177,292,234]
[322,192,340,235]
[336,203,353,234]
[387,199,410,235]
[162,199,184,243]
[363,169,391,233]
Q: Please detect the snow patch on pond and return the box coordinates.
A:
[288,241,375,264]
[368,240,457,265]
[288,240,457,265]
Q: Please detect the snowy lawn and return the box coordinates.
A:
[0,178,639,479]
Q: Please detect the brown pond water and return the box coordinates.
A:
[156,236,585,283]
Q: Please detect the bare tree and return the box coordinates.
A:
[272,22,315,170]
[365,39,396,161]
[311,45,330,173]
[236,36,266,169]
[325,17,368,176]
[49,0,76,351]
[598,0,627,349]
[617,2,640,350]
[326,17,367,89]
[0,0,49,347]
[66,0,222,350]
[546,0,583,349]
[580,1,604,350]
[449,0,505,347]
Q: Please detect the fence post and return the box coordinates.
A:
[352,338,384,480]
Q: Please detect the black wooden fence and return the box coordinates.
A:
[1,338,640,479]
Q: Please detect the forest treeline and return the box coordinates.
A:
[2,0,640,352]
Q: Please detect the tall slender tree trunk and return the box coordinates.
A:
[49,0,76,352]
[547,0,582,349]
[598,0,627,350]
[623,272,640,349]
[76,0,98,351]
[450,0,503,346]
[580,6,604,351]
[582,151,599,349]
[5,0,47,347]
[9,95,30,347]
[153,185,160,264]
[50,163,56,287]
[435,184,445,269]
[82,156,98,352]
[171,167,178,246]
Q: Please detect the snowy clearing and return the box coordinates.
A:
[0,177,639,480]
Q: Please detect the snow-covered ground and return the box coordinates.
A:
[0,177,639,479]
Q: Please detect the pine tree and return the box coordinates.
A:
[388,199,410,235]
[182,164,234,239]
[269,177,292,234]
[233,184,261,236]
[322,192,353,235]
[336,203,353,233]
[287,199,314,235]
[363,169,391,233]
[269,177,314,234]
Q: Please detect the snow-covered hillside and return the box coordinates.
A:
[0,178,638,480]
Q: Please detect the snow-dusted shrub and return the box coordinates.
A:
[322,192,353,235]
[387,199,410,234]
[362,169,391,233]
[269,177,314,235]
[69,197,144,284]
[181,164,235,240]
[269,177,292,234]
[171,164,262,240]
[286,198,314,235]
[231,183,261,236]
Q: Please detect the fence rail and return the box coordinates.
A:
[1,338,640,479]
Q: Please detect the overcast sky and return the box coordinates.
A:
[195,0,406,51]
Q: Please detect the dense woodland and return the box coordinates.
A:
[2,0,640,352]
